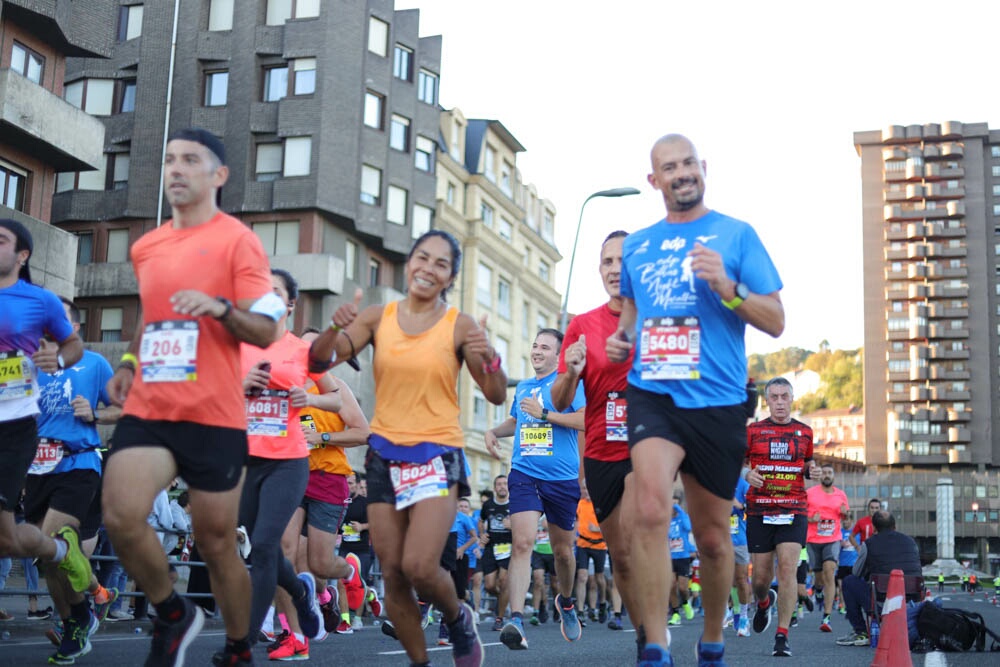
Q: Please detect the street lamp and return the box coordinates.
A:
[559,187,641,331]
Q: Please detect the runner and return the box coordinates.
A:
[729,474,751,638]
[551,230,640,652]
[574,488,608,625]
[528,515,557,626]
[848,498,881,550]
[835,515,856,615]
[102,128,285,667]
[744,377,818,657]
[668,500,695,626]
[308,229,506,667]
[805,464,849,633]
[479,475,512,629]
[485,328,585,650]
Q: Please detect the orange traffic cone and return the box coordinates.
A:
[870,569,913,667]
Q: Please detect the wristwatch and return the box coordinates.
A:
[722,282,750,310]
[215,296,234,320]
[541,408,549,421]
[321,432,331,443]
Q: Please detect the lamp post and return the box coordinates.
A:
[559,187,641,331]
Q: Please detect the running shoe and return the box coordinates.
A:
[598,601,609,624]
[722,607,733,628]
[638,643,674,667]
[335,619,353,635]
[819,614,832,633]
[608,616,623,630]
[351,615,363,630]
[789,615,798,628]
[537,603,549,624]
[48,613,99,666]
[438,619,451,646]
[695,639,726,667]
[46,621,63,647]
[836,630,869,646]
[54,526,92,594]
[752,589,776,634]
[418,600,433,629]
[772,632,791,657]
[293,572,323,639]
[93,587,120,622]
[449,603,483,667]
[144,598,204,667]
[267,630,290,651]
[211,648,254,666]
[529,614,540,626]
[28,607,53,621]
[0,609,12,621]
[366,588,383,618]
[736,616,750,637]
[682,601,695,620]
[556,594,581,642]
[320,585,339,633]
[492,616,504,632]
[267,632,309,661]
[668,612,682,626]
[107,609,134,622]
[802,595,814,613]
[500,616,528,650]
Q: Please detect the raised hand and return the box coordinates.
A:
[465,313,494,363]
[606,326,633,363]
[332,288,364,329]
[32,338,60,373]
[565,334,587,374]
[71,395,95,423]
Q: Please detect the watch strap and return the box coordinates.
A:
[722,294,744,310]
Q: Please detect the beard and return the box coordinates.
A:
[821,478,833,487]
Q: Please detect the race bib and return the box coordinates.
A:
[28,438,64,475]
[605,392,627,441]
[519,423,553,456]
[0,351,32,401]
[536,524,550,546]
[493,542,512,560]
[730,514,740,535]
[763,513,794,526]
[669,537,684,553]
[246,390,290,437]
[639,317,700,380]
[140,321,199,383]
[817,519,837,537]
[342,523,361,542]
[389,456,449,510]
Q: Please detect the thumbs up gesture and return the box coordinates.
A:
[465,313,497,370]
[32,338,60,373]
[331,288,364,330]
[565,334,587,374]
[606,326,633,363]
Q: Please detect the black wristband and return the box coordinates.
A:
[215,296,233,321]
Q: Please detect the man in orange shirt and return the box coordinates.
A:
[103,128,284,667]
[574,489,608,623]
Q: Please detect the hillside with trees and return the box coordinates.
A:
[747,341,863,412]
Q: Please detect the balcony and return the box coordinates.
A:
[882,125,908,143]
[927,346,969,360]
[884,246,908,260]
[928,323,969,339]
[887,391,911,403]
[948,448,973,464]
[947,409,971,422]
[925,184,965,200]
[883,146,907,161]
[924,164,964,181]
[925,222,965,238]
[0,69,104,171]
[927,302,967,318]
[906,264,927,279]
[926,284,968,299]
[75,263,139,298]
[947,201,965,218]
[940,121,963,138]
[905,184,925,200]
[268,254,345,294]
[929,366,970,381]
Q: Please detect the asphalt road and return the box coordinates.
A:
[2,591,999,665]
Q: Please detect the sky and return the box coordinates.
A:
[396,0,999,355]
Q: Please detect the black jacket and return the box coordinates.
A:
[853,529,921,579]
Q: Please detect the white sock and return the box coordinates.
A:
[294,632,305,643]
[52,538,68,563]
[262,606,275,634]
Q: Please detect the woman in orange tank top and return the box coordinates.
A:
[308,231,507,667]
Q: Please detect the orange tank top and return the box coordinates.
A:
[301,385,353,476]
[371,300,464,449]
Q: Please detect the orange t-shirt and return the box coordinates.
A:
[124,212,273,429]
[301,385,353,476]
[576,498,606,550]
[370,301,464,449]
[241,331,324,459]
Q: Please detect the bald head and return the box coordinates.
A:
[650,134,698,168]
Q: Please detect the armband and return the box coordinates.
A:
[120,353,138,372]
[483,354,502,375]
[249,292,288,322]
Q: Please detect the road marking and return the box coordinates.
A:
[924,649,948,667]
[379,641,503,656]
[10,630,227,648]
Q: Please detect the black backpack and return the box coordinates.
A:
[915,602,1000,652]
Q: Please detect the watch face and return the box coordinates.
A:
[736,283,750,300]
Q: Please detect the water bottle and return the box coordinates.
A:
[870,617,880,647]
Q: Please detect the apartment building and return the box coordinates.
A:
[435,107,563,495]
[0,0,112,295]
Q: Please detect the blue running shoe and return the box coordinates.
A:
[294,572,323,639]
[695,639,727,667]
[637,643,674,667]
[500,616,528,650]
[556,594,581,642]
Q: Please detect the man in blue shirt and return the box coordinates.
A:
[730,476,751,637]
[606,135,785,667]
[668,500,695,626]
[486,328,585,650]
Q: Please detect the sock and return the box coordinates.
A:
[741,603,750,617]
[642,642,668,656]
[730,587,740,607]
[699,640,724,656]
[93,584,111,605]
[758,596,771,609]
[559,594,574,610]
[293,632,305,642]
[262,606,275,634]
[154,592,186,623]
[317,587,332,605]
[512,611,522,621]
[225,636,252,661]
[279,612,291,633]
[733,612,740,626]
[679,591,688,605]
[777,626,788,636]
[615,612,622,620]
[366,589,376,602]
[341,611,350,623]
[52,538,68,563]
[447,606,465,628]
[70,600,91,625]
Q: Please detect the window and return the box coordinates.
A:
[208,0,234,30]
[76,232,93,265]
[412,204,432,239]
[501,161,513,196]
[360,165,381,205]
[292,57,316,95]
[480,202,494,228]
[364,91,384,129]
[450,122,462,160]
[473,389,487,430]
[498,218,513,242]
[536,312,547,331]
[64,79,115,115]
[106,229,130,263]
[283,137,311,177]
[417,69,438,104]
[538,260,550,283]
[542,211,554,243]
[522,302,530,338]
[446,183,456,206]
[0,160,27,212]
[108,153,130,190]
[100,308,123,343]
[56,161,107,192]
[266,0,319,25]
[252,221,300,256]
[477,263,492,306]
[389,114,410,151]
[368,258,381,287]
[393,44,413,81]
[497,278,511,319]
[117,5,143,41]
[11,42,44,84]
[345,239,358,280]
[255,144,282,181]
[993,166,1000,178]
[117,79,136,113]
[484,145,496,182]
[263,65,288,102]
[368,17,389,56]
[415,136,435,172]
[387,186,407,225]
[204,70,228,106]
